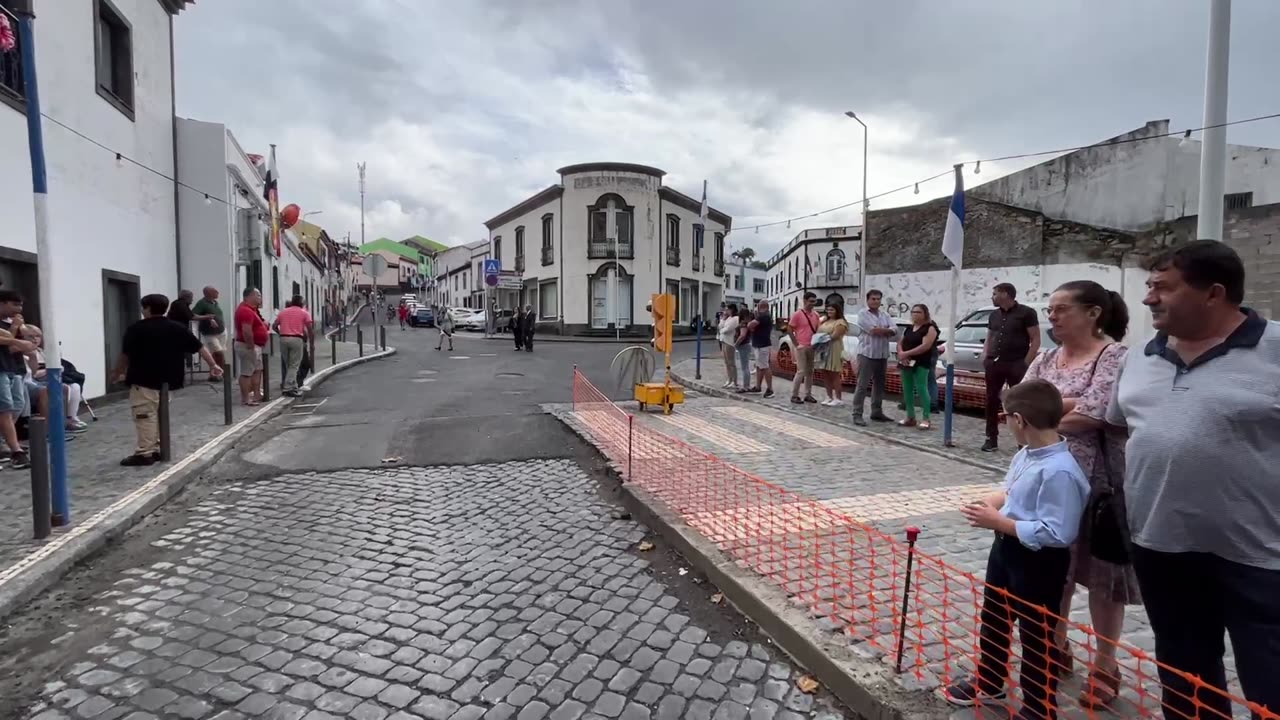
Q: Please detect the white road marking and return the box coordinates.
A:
[657,414,773,453]
[449,356,472,360]
[712,406,857,448]
[477,353,498,357]
[412,378,437,383]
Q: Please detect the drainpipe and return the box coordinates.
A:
[169,15,182,292]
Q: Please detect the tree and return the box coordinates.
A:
[732,247,757,263]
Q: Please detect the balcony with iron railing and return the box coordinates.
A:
[515,255,525,273]
[692,255,702,272]
[541,246,554,266]
[665,245,680,267]
[714,258,725,276]
[812,272,860,288]
[587,240,633,259]
[1,6,26,111]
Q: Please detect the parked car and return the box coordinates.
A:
[411,307,435,328]
[461,311,487,331]
[449,307,479,324]
[493,309,515,333]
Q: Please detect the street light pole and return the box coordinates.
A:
[357,162,366,247]
[845,111,869,299]
[14,0,70,524]
[1197,0,1231,241]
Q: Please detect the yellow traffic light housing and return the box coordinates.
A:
[651,293,673,353]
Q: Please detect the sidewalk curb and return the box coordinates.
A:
[466,334,701,345]
[617,481,937,720]
[0,346,397,622]
[670,367,1007,476]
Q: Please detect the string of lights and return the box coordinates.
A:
[730,110,1280,235]
[35,108,1280,236]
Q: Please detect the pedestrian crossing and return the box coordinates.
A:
[711,406,858,448]
[655,414,773,453]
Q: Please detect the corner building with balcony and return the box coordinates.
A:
[483,163,732,335]
[765,226,864,319]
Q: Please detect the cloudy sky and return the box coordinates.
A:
[174,0,1280,258]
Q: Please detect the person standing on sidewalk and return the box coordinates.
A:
[235,288,268,406]
[734,305,753,392]
[513,306,527,351]
[191,286,226,378]
[1106,241,1280,719]
[521,304,536,352]
[789,292,821,405]
[981,282,1041,452]
[716,303,740,389]
[897,303,939,429]
[113,294,222,467]
[815,301,848,406]
[273,295,312,397]
[850,289,897,426]
[747,300,774,398]
[0,291,35,469]
[943,379,1088,719]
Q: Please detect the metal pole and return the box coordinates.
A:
[627,414,633,483]
[261,347,271,403]
[1197,0,1231,242]
[944,264,959,448]
[380,325,386,351]
[15,2,69,524]
[331,332,337,367]
[695,303,703,380]
[845,112,869,295]
[29,416,50,540]
[613,237,620,340]
[158,383,171,462]
[894,527,920,674]
[222,360,233,426]
[357,325,364,357]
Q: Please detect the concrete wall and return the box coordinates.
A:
[971,120,1280,231]
[0,0,179,397]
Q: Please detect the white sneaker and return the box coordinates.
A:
[820,399,834,406]
[829,399,845,407]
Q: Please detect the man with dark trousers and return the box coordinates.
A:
[981,282,1040,452]
[513,307,526,351]
[520,304,535,352]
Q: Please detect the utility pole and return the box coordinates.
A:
[1197,0,1231,241]
[14,0,69,524]
[845,111,869,298]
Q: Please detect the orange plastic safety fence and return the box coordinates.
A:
[570,369,1277,720]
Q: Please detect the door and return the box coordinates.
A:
[591,276,608,329]
[102,271,141,393]
[617,275,631,327]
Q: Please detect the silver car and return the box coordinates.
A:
[945,304,1057,373]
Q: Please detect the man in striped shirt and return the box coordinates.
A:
[851,289,898,426]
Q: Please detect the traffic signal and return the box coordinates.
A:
[651,293,674,353]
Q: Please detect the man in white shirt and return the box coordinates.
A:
[851,289,897,426]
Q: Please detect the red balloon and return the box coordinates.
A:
[281,203,301,228]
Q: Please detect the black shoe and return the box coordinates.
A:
[790,397,803,405]
[940,677,1006,707]
[762,390,774,399]
[9,451,30,469]
[120,453,156,467]
[869,413,893,422]
[981,439,999,452]
[748,386,761,393]
[852,416,867,427]
[803,396,818,404]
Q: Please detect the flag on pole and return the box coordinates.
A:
[941,164,964,268]
[264,145,282,257]
[804,251,813,278]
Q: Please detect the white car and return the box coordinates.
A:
[461,311,487,331]
[449,307,479,323]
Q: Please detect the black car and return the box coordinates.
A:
[411,307,436,327]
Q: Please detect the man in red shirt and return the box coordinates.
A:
[398,300,409,330]
[234,288,269,406]
[788,291,821,404]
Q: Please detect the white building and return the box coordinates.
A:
[431,241,487,310]
[483,163,731,334]
[972,119,1280,231]
[176,119,325,330]
[765,226,863,319]
[721,259,767,310]
[0,0,191,398]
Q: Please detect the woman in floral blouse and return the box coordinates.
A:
[1026,279,1139,709]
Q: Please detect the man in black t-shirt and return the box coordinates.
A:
[981,282,1041,452]
[748,300,775,398]
[113,294,222,467]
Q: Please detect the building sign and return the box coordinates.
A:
[572,175,650,191]
[497,272,523,290]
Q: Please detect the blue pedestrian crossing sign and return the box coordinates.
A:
[484,259,501,275]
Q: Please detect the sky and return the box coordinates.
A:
[174,0,1280,259]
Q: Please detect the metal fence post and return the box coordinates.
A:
[29,417,50,540]
[331,333,337,367]
[261,348,271,403]
[627,414,634,483]
[380,325,386,351]
[222,362,233,426]
[894,526,921,674]
[357,326,364,357]
[158,383,171,462]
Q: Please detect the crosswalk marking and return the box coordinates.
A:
[822,483,997,523]
[657,414,772,453]
[711,406,857,448]
[571,411,677,459]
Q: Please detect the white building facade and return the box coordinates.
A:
[176,119,324,331]
[765,226,863,319]
[721,259,767,310]
[484,163,731,334]
[431,241,486,310]
[0,0,191,397]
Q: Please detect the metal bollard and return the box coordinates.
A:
[357,326,364,357]
[331,333,337,367]
[29,417,51,540]
[261,352,271,403]
[894,526,921,674]
[222,362,233,425]
[380,325,386,351]
[158,383,172,462]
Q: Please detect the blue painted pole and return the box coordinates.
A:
[943,364,955,448]
[16,2,70,524]
[694,315,703,380]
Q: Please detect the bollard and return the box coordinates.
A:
[358,326,364,357]
[380,325,386,351]
[29,417,51,540]
[627,415,634,483]
[894,526,921,674]
[261,352,271,403]
[331,333,337,367]
[280,348,287,394]
[158,383,172,462]
[222,362,233,426]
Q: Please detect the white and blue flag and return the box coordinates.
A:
[941,165,964,268]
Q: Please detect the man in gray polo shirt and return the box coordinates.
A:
[1107,240,1279,719]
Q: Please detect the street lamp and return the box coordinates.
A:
[845,111,869,297]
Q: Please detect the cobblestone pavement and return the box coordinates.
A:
[669,359,1016,471]
[550,394,1246,716]
[4,459,851,720]
[0,340,367,573]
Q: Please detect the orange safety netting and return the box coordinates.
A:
[571,369,1273,720]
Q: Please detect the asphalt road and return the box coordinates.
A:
[0,317,849,719]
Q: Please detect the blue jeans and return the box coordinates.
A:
[0,372,25,414]
[735,345,751,387]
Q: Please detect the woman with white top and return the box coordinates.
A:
[716,303,740,389]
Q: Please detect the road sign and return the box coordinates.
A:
[483,259,501,275]
[497,273,523,290]
[365,254,387,280]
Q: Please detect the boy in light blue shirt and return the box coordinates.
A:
[942,379,1089,720]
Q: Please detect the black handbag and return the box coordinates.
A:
[1077,344,1131,565]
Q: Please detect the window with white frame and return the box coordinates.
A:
[539,280,558,319]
